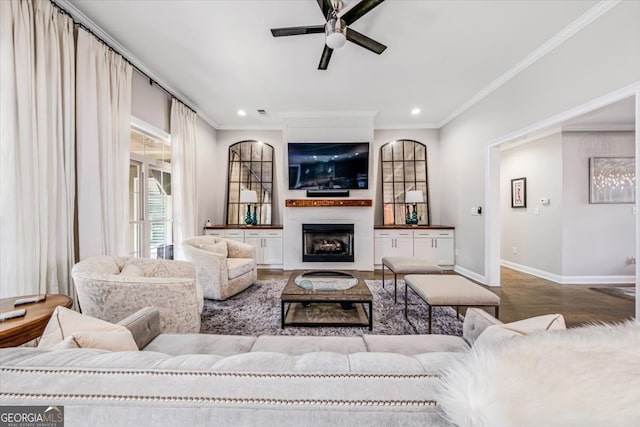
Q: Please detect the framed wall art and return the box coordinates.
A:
[589,157,636,204]
[511,177,527,208]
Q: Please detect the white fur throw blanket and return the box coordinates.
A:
[438,320,640,427]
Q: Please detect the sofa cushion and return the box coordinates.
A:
[38,306,137,350]
[363,334,470,355]
[474,313,565,349]
[251,336,367,355]
[227,258,255,280]
[144,334,257,356]
[51,331,138,351]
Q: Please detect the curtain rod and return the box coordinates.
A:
[50,0,197,115]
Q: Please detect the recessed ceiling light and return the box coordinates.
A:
[237,109,246,116]
[411,108,421,115]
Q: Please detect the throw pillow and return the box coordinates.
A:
[119,263,145,277]
[202,241,228,257]
[51,331,137,351]
[473,313,565,349]
[38,306,139,350]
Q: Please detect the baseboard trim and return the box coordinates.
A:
[454,265,489,286]
[500,260,635,285]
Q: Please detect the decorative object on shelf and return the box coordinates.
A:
[589,157,636,204]
[240,190,258,225]
[405,190,423,225]
[510,177,527,208]
[205,219,212,227]
[252,206,258,225]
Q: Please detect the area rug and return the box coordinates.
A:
[589,286,636,302]
[200,279,463,336]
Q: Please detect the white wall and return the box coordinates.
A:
[215,130,284,224]
[131,70,171,133]
[440,1,640,280]
[373,129,441,225]
[500,132,564,276]
[196,117,219,230]
[562,131,635,279]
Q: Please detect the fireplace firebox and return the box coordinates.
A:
[302,224,354,262]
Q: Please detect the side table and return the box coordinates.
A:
[0,294,73,348]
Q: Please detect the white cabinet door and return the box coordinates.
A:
[413,229,455,268]
[245,230,283,266]
[374,230,413,264]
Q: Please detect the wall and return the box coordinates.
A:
[500,132,564,276]
[131,70,171,133]
[282,116,376,270]
[439,1,640,280]
[196,117,220,229]
[562,131,635,279]
[373,129,441,225]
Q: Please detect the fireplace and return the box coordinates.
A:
[302,223,354,262]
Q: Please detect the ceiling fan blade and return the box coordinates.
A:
[346,28,386,54]
[341,0,386,25]
[271,25,325,37]
[318,45,334,70]
[316,0,333,20]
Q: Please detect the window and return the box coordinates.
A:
[129,122,173,258]
[226,140,274,225]
[380,140,430,225]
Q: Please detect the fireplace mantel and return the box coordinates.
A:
[285,199,372,208]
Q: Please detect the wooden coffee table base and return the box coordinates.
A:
[282,301,373,329]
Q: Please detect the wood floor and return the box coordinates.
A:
[258,267,636,328]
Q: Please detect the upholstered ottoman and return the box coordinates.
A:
[382,256,442,302]
[404,274,500,333]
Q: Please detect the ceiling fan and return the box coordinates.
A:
[270,0,387,70]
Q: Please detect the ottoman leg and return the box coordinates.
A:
[382,265,385,289]
[394,273,398,303]
[428,305,432,334]
[404,282,408,318]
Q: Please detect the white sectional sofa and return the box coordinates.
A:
[1,307,638,427]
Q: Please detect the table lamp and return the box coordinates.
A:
[240,190,258,225]
[405,190,423,225]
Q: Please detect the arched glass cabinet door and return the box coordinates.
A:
[226,140,273,225]
[380,139,430,225]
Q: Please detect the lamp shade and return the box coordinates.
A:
[240,190,258,204]
[405,190,424,204]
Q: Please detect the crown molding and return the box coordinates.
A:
[53,0,219,130]
[438,0,621,128]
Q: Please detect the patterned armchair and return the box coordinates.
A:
[72,256,204,333]
[181,236,257,300]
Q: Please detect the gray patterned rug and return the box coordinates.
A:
[201,279,463,336]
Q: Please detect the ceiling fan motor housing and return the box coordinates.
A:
[325,18,347,49]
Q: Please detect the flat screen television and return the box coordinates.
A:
[288,142,369,190]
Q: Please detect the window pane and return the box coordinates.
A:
[405,161,416,182]
[149,221,172,259]
[129,222,142,257]
[415,162,426,180]
[392,141,403,159]
[383,183,394,203]
[228,183,240,203]
[129,163,141,222]
[382,162,393,182]
[381,144,392,161]
[393,161,404,181]
[394,183,406,203]
[395,204,408,225]
[415,144,426,160]
[261,162,272,182]
[262,144,273,161]
[404,140,415,160]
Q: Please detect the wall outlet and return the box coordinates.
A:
[629,257,637,265]
[534,207,540,215]
[512,246,518,255]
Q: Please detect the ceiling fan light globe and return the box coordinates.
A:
[325,18,347,49]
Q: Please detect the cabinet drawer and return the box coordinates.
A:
[374,230,413,238]
[414,230,454,238]
[223,230,244,239]
[245,230,282,238]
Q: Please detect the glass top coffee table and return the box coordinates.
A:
[281,270,373,330]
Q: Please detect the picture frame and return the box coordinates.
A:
[589,157,636,204]
[511,177,527,208]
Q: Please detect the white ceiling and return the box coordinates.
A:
[63,0,607,130]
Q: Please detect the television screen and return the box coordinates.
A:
[288,142,369,190]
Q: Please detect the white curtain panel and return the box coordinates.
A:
[170,99,198,260]
[76,28,132,259]
[0,0,76,298]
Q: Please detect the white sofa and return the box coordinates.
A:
[2,307,638,427]
[72,256,204,333]
[181,236,257,300]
